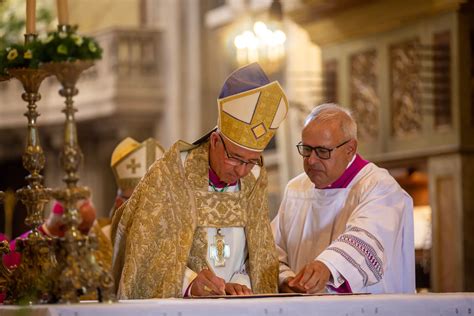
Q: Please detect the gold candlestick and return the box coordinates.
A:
[8,67,52,232]
[44,58,115,303]
[1,50,58,303]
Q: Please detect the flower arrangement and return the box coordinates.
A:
[0,26,102,75]
[40,27,102,62]
[0,41,44,75]
[0,51,6,77]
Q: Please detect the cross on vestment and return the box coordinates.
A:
[126,158,141,174]
[209,228,230,267]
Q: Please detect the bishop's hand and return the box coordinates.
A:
[225,282,252,295]
[190,269,226,296]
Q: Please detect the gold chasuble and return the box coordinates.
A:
[111,140,278,298]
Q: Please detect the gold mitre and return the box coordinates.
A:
[110,137,165,191]
[217,63,288,152]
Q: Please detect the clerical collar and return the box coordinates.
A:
[323,154,369,189]
[209,167,238,189]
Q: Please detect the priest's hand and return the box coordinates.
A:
[279,277,306,293]
[44,199,96,237]
[191,269,226,296]
[289,260,331,294]
[225,283,252,295]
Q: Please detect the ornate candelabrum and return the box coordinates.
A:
[0,34,57,304]
[44,26,115,302]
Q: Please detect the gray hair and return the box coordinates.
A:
[304,103,357,140]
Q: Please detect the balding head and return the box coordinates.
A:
[304,103,357,141]
[300,103,358,188]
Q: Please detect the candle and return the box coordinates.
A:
[26,0,36,34]
[57,0,69,25]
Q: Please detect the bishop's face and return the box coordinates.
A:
[209,132,262,184]
[301,119,356,189]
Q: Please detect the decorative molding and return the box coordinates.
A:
[290,0,374,26]
[289,0,464,46]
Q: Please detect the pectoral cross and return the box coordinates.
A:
[209,228,230,267]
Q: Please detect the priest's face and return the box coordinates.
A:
[209,132,262,184]
[301,119,356,189]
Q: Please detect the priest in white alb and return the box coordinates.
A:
[272,103,415,294]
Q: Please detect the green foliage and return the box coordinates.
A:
[0,41,43,74]
[40,28,102,62]
[0,29,102,75]
[0,49,6,76]
[0,2,102,74]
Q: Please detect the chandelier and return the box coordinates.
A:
[232,0,286,70]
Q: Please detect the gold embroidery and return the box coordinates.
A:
[187,228,208,273]
[112,140,278,299]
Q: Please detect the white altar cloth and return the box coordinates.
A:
[0,293,473,316]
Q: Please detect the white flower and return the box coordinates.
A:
[42,35,54,44]
[71,34,83,46]
[88,41,97,53]
[59,32,67,39]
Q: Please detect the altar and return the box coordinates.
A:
[0,293,473,316]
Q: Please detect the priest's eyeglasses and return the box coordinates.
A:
[218,133,263,167]
[296,139,351,160]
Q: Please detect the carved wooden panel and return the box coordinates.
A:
[323,59,338,103]
[434,176,462,292]
[350,49,379,141]
[433,31,452,128]
[471,29,474,127]
[390,38,422,137]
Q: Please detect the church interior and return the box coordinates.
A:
[0,0,473,308]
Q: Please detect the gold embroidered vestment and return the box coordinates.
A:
[111,140,278,298]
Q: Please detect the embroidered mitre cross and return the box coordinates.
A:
[126,158,141,174]
[209,228,230,267]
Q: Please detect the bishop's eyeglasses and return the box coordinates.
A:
[218,133,263,167]
[296,139,351,160]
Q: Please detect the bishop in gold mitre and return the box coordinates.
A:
[101,137,165,242]
[111,62,288,298]
[94,137,165,270]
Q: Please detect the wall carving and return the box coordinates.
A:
[432,31,452,128]
[323,59,338,103]
[390,38,422,137]
[471,29,474,127]
[350,49,379,141]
